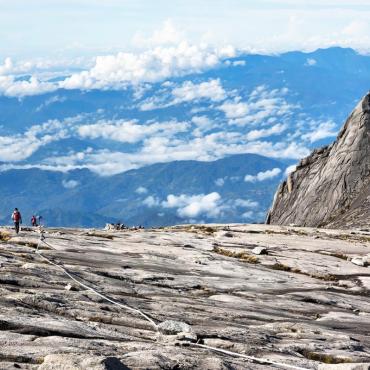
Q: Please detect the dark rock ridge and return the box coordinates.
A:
[267,92,370,228]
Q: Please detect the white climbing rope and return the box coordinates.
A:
[35,235,158,330]
[34,230,310,370]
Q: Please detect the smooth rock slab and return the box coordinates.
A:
[318,364,370,370]
[38,354,129,370]
[1,224,370,369]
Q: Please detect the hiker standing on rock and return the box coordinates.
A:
[12,208,22,234]
[31,215,37,227]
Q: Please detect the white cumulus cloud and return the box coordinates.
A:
[62,179,79,189]
[139,79,227,111]
[244,168,282,182]
[302,120,337,143]
[78,119,190,143]
[136,186,148,194]
[234,199,259,208]
[0,119,69,162]
[218,86,295,126]
[162,192,222,218]
[172,79,226,104]
[60,42,235,89]
[218,101,249,119]
[214,178,225,187]
[246,123,287,140]
[191,115,217,136]
[143,195,160,207]
[0,75,56,98]
[305,58,317,66]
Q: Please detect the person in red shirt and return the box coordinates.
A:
[12,208,22,234]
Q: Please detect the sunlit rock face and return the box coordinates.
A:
[267,92,370,229]
[0,224,370,369]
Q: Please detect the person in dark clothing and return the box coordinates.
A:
[31,215,37,227]
[12,208,22,234]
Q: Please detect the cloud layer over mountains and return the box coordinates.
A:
[1,22,370,226]
[0,19,347,177]
[0,81,312,176]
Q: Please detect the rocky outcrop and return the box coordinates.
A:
[267,92,370,228]
[0,225,370,369]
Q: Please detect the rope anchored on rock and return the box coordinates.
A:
[34,229,310,370]
[35,229,158,330]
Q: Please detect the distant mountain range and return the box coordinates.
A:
[0,153,287,227]
[1,47,370,226]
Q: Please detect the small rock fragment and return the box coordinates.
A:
[64,283,77,291]
[175,331,198,342]
[351,257,368,267]
[252,246,268,255]
[158,320,192,335]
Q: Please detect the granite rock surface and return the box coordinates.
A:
[267,92,370,229]
[0,224,369,369]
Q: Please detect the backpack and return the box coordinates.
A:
[13,211,21,222]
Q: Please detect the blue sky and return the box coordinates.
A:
[0,0,369,222]
[1,0,370,58]
[0,0,368,180]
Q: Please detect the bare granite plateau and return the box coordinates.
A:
[0,224,370,369]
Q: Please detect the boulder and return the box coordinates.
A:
[157,320,192,335]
